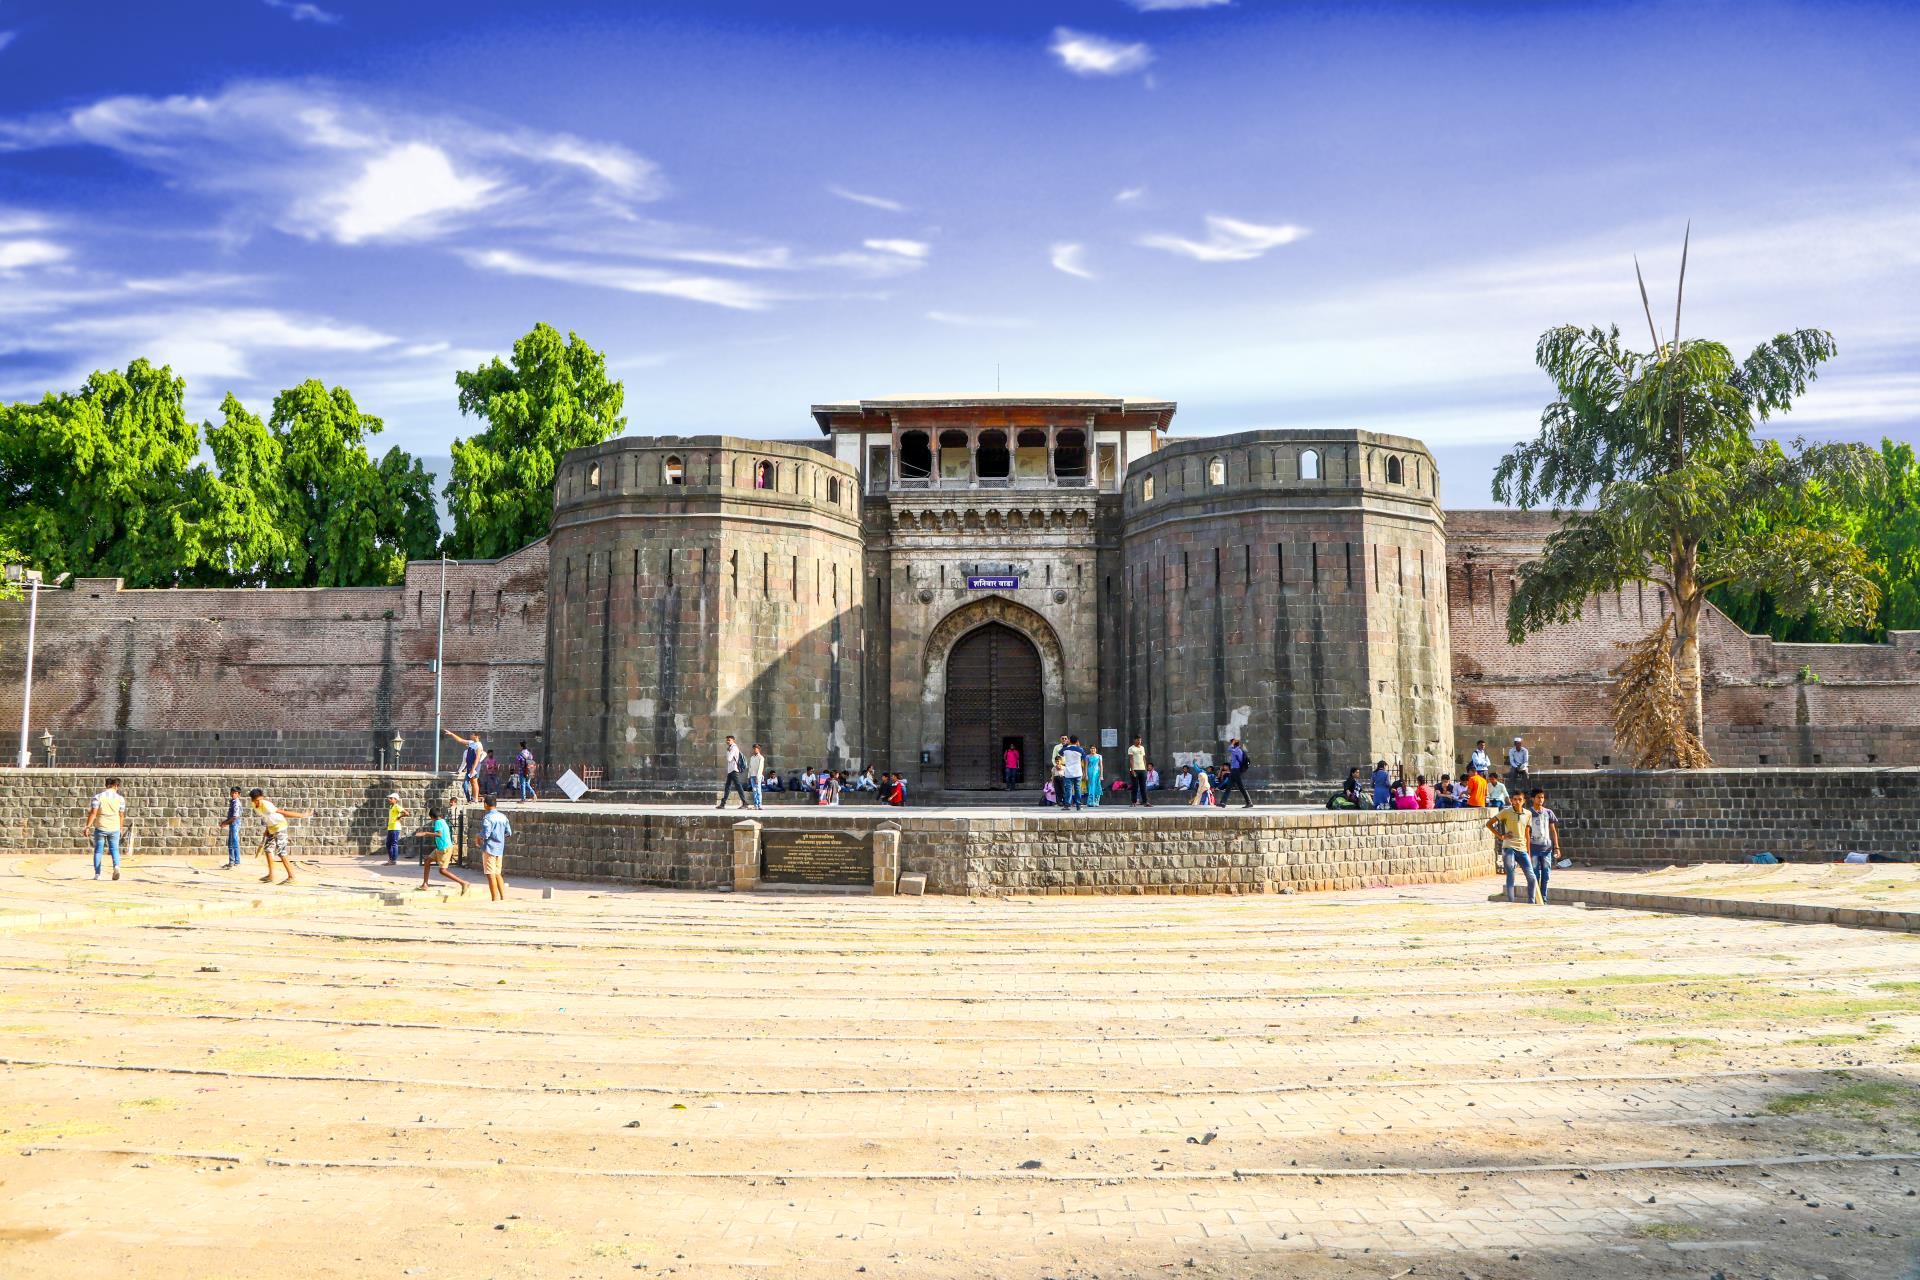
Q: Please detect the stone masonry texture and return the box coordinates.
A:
[500,804,1495,896]
[1531,767,1920,866]
[0,768,462,858]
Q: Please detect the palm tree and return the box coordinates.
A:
[1494,247,1878,757]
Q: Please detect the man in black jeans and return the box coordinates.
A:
[715,735,750,809]
[1222,737,1255,808]
[1127,735,1151,806]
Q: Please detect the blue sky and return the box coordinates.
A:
[2,0,1917,505]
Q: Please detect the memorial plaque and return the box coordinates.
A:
[762,828,873,886]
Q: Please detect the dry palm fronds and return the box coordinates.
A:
[1611,614,1712,768]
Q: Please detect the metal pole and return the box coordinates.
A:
[16,578,38,768]
[433,554,447,773]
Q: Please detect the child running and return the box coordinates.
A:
[474,795,512,902]
[416,806,469,895]
[248,788,312,885]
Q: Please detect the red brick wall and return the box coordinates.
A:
[1447,510,1920,768]
[0,544,549,769]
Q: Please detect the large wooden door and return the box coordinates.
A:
[943,623,1043,790]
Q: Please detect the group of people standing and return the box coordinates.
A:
[715,736,910,810]
[1019,734,1255,810]
[442,730,538,803]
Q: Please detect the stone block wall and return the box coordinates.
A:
[1532,767,1920,865]
[0,545,548,770]
[544,436,864,790]
[1449,510,1920,770]
[0,768,461,858]
[499,804,1494,896]
[1120,430,1453,786]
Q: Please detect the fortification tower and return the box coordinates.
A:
[544,436,864,790]
[1119,429,1453,784]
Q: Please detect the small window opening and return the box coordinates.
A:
[663,455,684,485]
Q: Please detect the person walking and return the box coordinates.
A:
[1487,790,1535,904]
[415,805,469,895]
[1506,736,1531,788]
[1058,735,1087,810]
[716,735,750,809]
[1127,735,1151,807]
[1084,744,1104,807]
[249,788,312,886]
[747,743,767,809]
[1003,743,1021,790]
[84,779,128,882]
[511,741,536,801]
[445,730,486,803]
[218,784,244,869]
[474,794,512,902]
[1370,760,1391,811]
[384,792,409,865]
[1222,738,1254,808]
[1527,788,1562,904]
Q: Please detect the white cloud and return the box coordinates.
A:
[1138,214,1308,262]
[1050,28,1153,77]
[926,311,1033,329]
[0,238,67,271]
[263,0,342,23]
[863,238,930,260]
[0,81,662,246]
[42,306,395,382]
[303,142,500,244]
[1125,0,1230,9]
[461,247,781,311]
[1114,186,1147,205]
[828,184,907,213]
[1049,242,1095,280]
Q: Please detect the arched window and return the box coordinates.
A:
[755,460,776,489]
[1206,456,1226,486]
[1014,428,1048,480]
[899,431,933,482]
[1142,474,1155,502]
[1055,429,1088,482]
[976,429,1010,480]
[587,462,601,488]
[938,429,970,481]
[826,476,841,504]
[1386,455,1404,485]
[663,455,684,485]
[1300,448,1320,481]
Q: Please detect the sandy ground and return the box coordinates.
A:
[2,851,1918,1278]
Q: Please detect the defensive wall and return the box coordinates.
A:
[499,803,1495,896]
[0,546,549,770]
[1449,510,1920,770]
[1121,430,1453,784]
[1532,767,1920,866]
[0,768,462,858]
[543,436,865,791]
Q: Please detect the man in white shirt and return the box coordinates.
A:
[1506,737,1531,787]
[1059,735,1087,811]
[747,743,767,810]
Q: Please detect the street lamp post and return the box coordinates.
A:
[15,569,41,769]
[433,554,448,773]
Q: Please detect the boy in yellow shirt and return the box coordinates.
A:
[249,788,312,886]
[384,793,409,865]
[1485,792,1535,903]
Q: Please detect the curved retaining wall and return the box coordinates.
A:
[501,804,1495,896]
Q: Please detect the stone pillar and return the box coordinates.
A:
[731,819,761,891]
[872,822,900,896]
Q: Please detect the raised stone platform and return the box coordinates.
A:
[502,801,1495,896]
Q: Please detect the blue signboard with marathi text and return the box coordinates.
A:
[967,575,1019,590]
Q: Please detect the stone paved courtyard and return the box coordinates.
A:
[2,854,1918,1278]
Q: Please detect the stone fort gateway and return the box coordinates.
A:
[4,392,1919,798]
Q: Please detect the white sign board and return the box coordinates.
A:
[1100,727,1118,748]
[555,768,588,801]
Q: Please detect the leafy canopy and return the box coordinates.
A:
[1494,325,1880,645]
[445,322,625,559]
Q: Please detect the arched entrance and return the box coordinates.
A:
[943,622,1043,790]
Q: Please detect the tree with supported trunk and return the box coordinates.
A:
[1493,243,1880,764]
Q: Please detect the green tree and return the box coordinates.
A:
[183,393,303,587]
[0,359,206,586]
[1495,323,1880,754]
[445,322,625,558]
